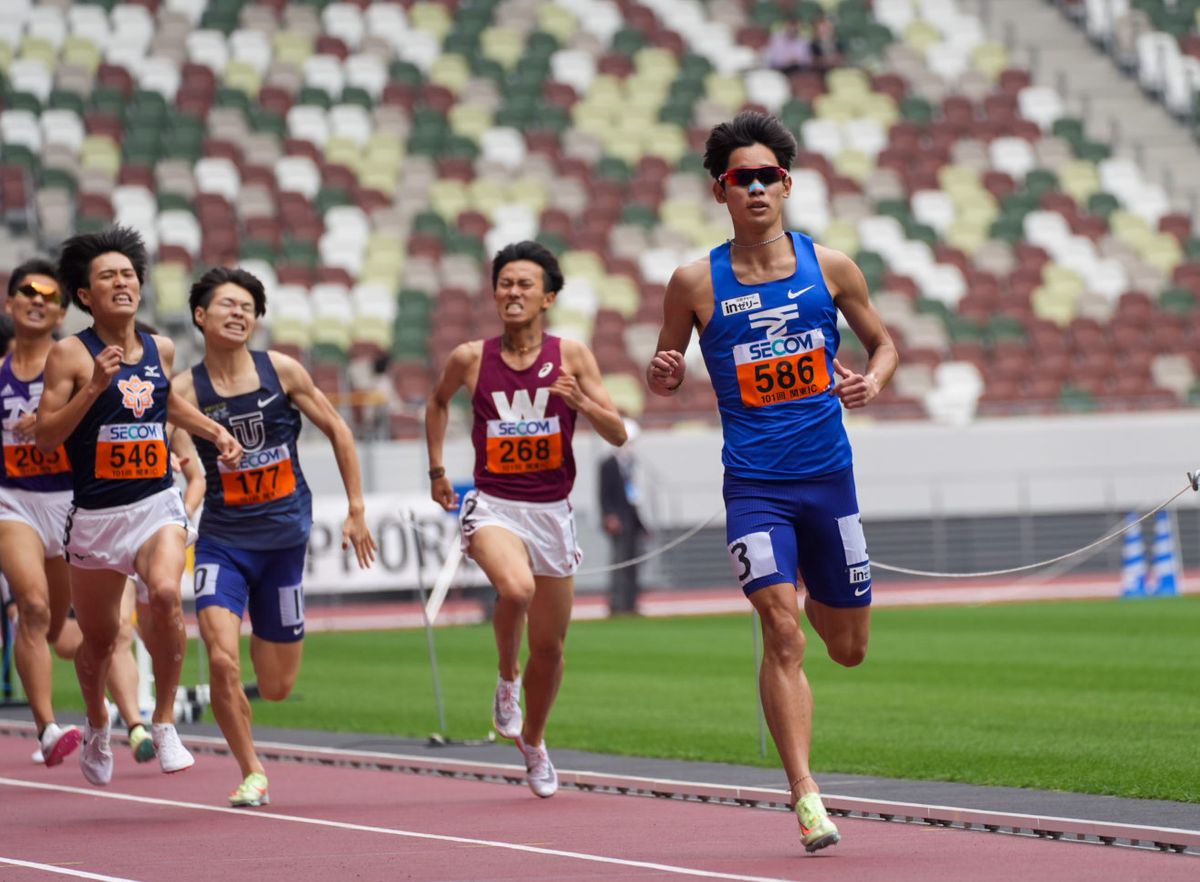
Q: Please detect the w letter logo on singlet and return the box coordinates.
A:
[491,388,550,420]
[748,305,800,338]
[228,411,266,452]
[117,376,155,418]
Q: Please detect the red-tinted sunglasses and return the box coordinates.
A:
[718,166,790,187]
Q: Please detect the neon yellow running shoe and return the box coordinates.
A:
[795,792,840,853]
[229,772,270,807]
[129,724,156,764]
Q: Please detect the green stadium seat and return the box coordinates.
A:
[1159,286,1196,314]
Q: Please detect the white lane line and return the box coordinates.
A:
[0,777,799,882]
[0,857,140,881]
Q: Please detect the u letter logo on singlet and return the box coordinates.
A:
[228,411,266,452]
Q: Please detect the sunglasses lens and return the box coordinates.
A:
[728,167,784,186]
[17,283,59,302]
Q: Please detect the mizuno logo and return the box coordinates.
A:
[257,393,279,408]
[143,365,160,377]
[788,285,815,299]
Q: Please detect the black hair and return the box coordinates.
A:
[56,226,147,315]
[490,240,564,294]
[188,266,268,330]
[703,111,798,180]
[7,258,69,311]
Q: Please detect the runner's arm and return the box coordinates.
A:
[35,337,113,453]
[647,263,704,396]
[425,342,477,511]
[169,425,206,518]
[556,340,627,447]
[272,352,376,568]
[819,247,898,409]
[167,389,243,467]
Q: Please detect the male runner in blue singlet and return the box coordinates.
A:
[37,227,243,786]
[172,267,376,806]
[646,112,898,852]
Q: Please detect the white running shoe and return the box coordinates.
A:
[40,722,83,767]
[31,747,44,764]
[151,723,195,774]
[80,721,113,786]
[492,675,523,739]
[519,738,558,799]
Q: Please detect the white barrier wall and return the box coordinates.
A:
[299,410,1200,529]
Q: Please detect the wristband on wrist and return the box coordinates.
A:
[428,466,446,480]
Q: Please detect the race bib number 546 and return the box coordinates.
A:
[96,423,167,480]
[733,330,830,408]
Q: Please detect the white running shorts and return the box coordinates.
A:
[63,487,192,578]
[0,486,72,558]
[459,489,582,578]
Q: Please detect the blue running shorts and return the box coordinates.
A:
[192,537,308,642]
[723,466,872,607]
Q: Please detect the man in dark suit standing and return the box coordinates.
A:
[599,418,647,615]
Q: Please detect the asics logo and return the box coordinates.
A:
[537,362,554,378]
[788,285,815,299]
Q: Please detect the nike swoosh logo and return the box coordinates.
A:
[257,393,279,408]
[292,626,304,636]
[854,585,870,596]
[788,285,815,299]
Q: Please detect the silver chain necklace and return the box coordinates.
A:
[728,231,787,248]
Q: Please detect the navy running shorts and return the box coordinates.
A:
[192,537,308,642]
[723,466,872,607]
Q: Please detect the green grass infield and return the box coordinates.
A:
[48,595,1199,803]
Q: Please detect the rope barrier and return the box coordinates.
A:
[870,480,1193,579]
[408,474,1196,582]
[573,509,723,576]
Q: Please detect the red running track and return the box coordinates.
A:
[0,732,1194,882]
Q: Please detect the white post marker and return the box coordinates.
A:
[424,534,463,625]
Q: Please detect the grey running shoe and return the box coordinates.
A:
[80,721,113,786]
[492,675,523,739]
[519,738,559,799]
[152,723,195,774]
